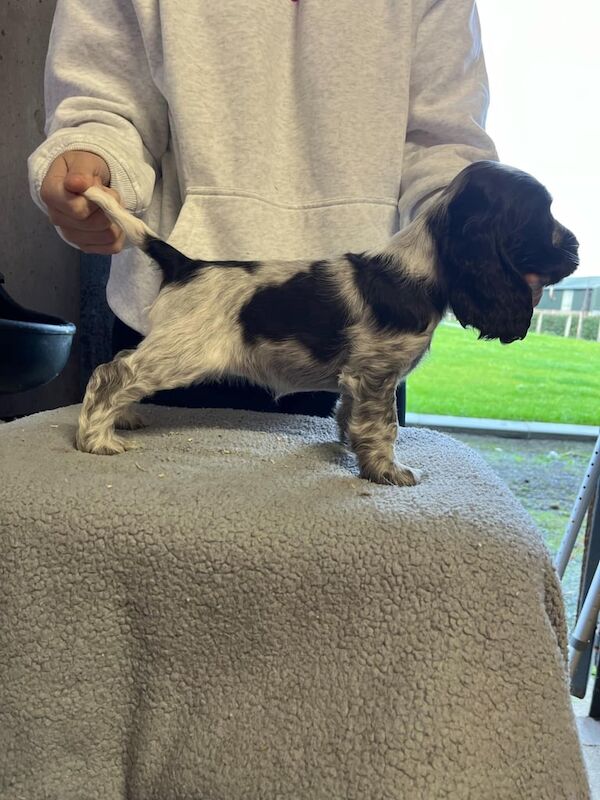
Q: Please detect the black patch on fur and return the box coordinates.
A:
[346,252,445,333]
[427,200,534,344]
[239,260,349,362]
[145,237,260,287]
[426,160,579,343]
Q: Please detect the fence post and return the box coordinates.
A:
[576,314,584,339]
[536,313,543,334]
[565,315,572,338]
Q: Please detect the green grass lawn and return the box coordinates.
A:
[406,322,600,425]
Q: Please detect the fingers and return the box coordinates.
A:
[41,150,109,215]
[40,151,126,254]
[59,223,127,255]
[52,192,126,254]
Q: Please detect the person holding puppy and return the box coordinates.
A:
[29,0,500,415]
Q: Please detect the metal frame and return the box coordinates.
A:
[554,432,600,700]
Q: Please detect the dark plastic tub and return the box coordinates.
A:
[0,272,76,394]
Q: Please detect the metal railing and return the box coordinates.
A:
[444,310,600,341]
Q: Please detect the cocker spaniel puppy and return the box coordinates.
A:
[77,161,578,485]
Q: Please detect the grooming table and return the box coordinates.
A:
[0,404,589,799]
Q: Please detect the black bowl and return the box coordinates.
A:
[0,272,76,394]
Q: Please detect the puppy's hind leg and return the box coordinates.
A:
[339,371,422,486]
[76,334,215,455]
[334,390,353,445]
[111,349,147,430]
[114,406,147,431]
[76,352,143,455]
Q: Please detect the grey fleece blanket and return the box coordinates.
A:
[0,404,589,799]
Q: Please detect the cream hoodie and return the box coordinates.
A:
[28,0,498,334]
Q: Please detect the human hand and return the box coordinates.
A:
[40,150,126,255]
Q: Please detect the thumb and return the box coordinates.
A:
[63,173,101,195]
[41,150,119,231]
[62,151,110,196]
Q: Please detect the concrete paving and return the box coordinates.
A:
[406,412,599,441]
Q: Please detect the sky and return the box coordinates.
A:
[476,0,600,277]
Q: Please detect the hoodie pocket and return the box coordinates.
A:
[166,191,399,261]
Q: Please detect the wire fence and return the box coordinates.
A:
[531,310,600,342]
[444,311,600,341]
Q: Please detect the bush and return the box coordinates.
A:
[530,313,600,341]
[582,316,600,341]
[539,314,568,336]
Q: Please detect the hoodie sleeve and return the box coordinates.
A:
[398,0,499,227]
[27,0,168,216]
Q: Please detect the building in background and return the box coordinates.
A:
[539,277,600,315]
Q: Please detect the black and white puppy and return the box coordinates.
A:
[77,161,578,485]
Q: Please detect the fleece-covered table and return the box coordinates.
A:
[0,404,590,799]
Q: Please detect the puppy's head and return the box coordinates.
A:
[430,161,579,343]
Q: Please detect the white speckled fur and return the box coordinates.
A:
[76,163,578,485]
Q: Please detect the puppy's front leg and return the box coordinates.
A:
[340,372,421,486]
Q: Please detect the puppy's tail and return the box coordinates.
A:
[83,185,192,284]
[83,185,159,248]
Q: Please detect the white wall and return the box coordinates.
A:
[477,0,600,277]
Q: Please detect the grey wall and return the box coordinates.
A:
[0,0,80,419]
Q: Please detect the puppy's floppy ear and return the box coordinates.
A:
[435,181,533,344]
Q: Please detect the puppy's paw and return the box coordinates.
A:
[361,463,423,487]
[75,428,131,455]
[115,409,146,430]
